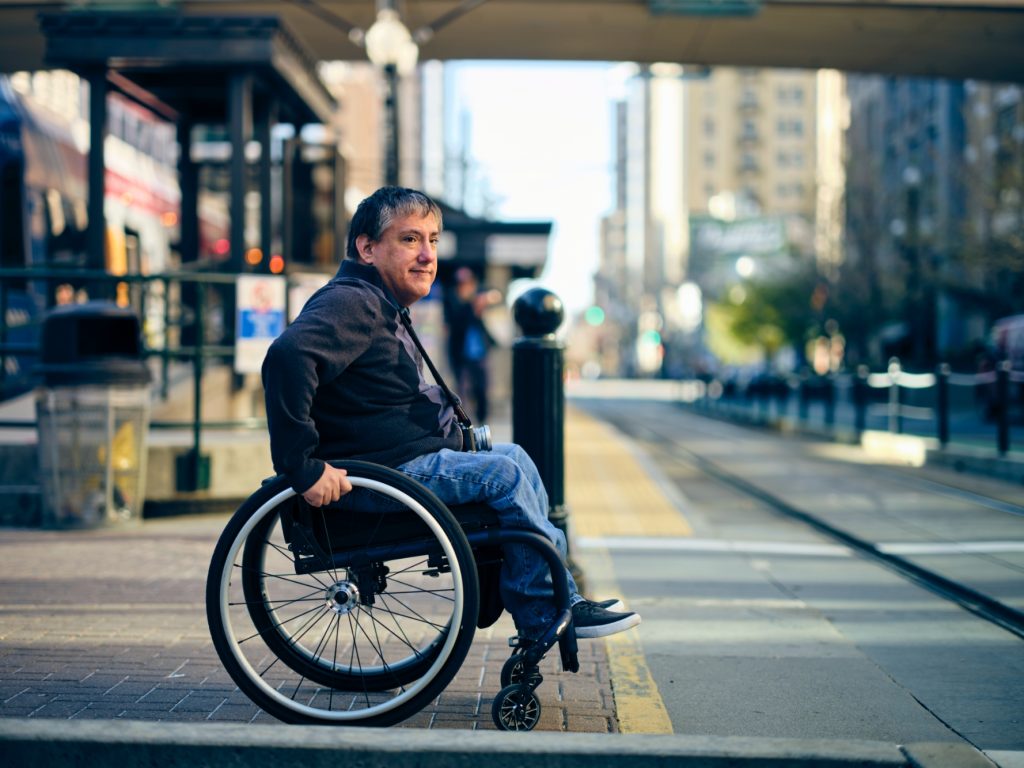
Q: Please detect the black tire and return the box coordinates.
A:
[206,461,479,726]
[499,653,542,689]
[492,684,542,731]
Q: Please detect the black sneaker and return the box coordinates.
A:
[592,597,625,612]
[572,600,641,638]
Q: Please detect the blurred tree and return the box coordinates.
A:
[723,262,822,366]
[830,179,905,369]
[950,123,1024,323]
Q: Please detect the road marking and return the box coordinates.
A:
[576,544,673,735]
[578,536,851,557]
[577,536,1024,557]
[879,541,1024,555]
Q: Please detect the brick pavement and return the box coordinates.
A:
[0,404,678,733]
[0,515,617,731]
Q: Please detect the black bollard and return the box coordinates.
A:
[936,363,950,447]
[824,375,836,428]
[854,365,869,434]
[511,288,568,544]
[997,360,1010,456]
[798,372,810,423]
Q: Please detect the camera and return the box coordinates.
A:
[460,423,492,452]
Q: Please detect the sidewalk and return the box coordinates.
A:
[0,405,674,733]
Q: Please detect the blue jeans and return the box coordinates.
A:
[396,443,582,636]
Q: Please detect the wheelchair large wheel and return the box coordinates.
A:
[206,461,479,726]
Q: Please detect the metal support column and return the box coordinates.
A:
[228,73,253,276]
[255,98,274,273]
[86,68,109,293]
[291,135,313,264]
[176,118,199,380]
[383,62,399,186]
[282,136,296,263]
[177,120,199,264]
[334,147,347,263]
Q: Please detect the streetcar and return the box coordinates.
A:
[0,70,226,401]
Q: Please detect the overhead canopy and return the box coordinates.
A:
[38,12,335,126]
[31,11,342,277]
[1,1,1023,82]
[437,202,553,279]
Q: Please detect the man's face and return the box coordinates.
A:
[356,212,439,307]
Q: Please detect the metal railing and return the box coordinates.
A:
[0,266,299,490]
[683,357,1024,457]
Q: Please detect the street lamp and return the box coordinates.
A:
[898,165,931,367]
[903,166,925,366]
[359,5,419,187]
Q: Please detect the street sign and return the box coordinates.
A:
[235,274,286,374]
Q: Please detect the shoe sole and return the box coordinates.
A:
[574,612,641,639]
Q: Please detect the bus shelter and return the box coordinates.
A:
[38,12,341,293]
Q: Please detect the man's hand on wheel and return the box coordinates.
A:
[302,464,353,507]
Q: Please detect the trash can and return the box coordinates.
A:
[35,302,152,528]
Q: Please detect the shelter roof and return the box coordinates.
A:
[38,12,335,125]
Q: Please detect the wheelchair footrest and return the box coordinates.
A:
[559,629,580,674]
[508,608,576,672]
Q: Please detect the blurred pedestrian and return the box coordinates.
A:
[445,266,500,423]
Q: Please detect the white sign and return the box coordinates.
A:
[235,275,287,374]
[437,231,458,260]
[485,234,549,266]
[287,272,331,322]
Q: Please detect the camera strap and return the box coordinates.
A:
[398,306,473,427]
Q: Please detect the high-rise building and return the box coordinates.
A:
[959,81,1024,344]
[605,64,691,376]
[843,74,969,365]
[685,68,820,226]
[597,65,839,376]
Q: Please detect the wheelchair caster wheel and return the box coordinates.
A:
[492,684,541,731]
[500,654,543,689]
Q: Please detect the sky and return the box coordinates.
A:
[444,62,624,316]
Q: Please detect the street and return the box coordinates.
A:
[568,384,1024,763]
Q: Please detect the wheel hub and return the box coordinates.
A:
[325,581,360,614]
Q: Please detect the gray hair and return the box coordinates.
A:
[346,186,443,260]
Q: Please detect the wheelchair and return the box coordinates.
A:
[206,460,580,731]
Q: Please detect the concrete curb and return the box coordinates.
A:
[902,742,999,768]
[0,718,992,768]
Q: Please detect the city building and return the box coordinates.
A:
[594,64,690,377]
[597,65,836,377]
[843,74,970,366]
[685,67,820,224]
[959,81,1024,352]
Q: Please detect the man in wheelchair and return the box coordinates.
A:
[261,185,640,644]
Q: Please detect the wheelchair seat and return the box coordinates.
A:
[206,459,577,731]
[282,496,506,630]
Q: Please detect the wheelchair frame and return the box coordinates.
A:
[206,460,580,731]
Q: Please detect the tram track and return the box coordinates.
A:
[870,466,1024,518]
[676,443,1024,641]
[583,402,1024,643]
